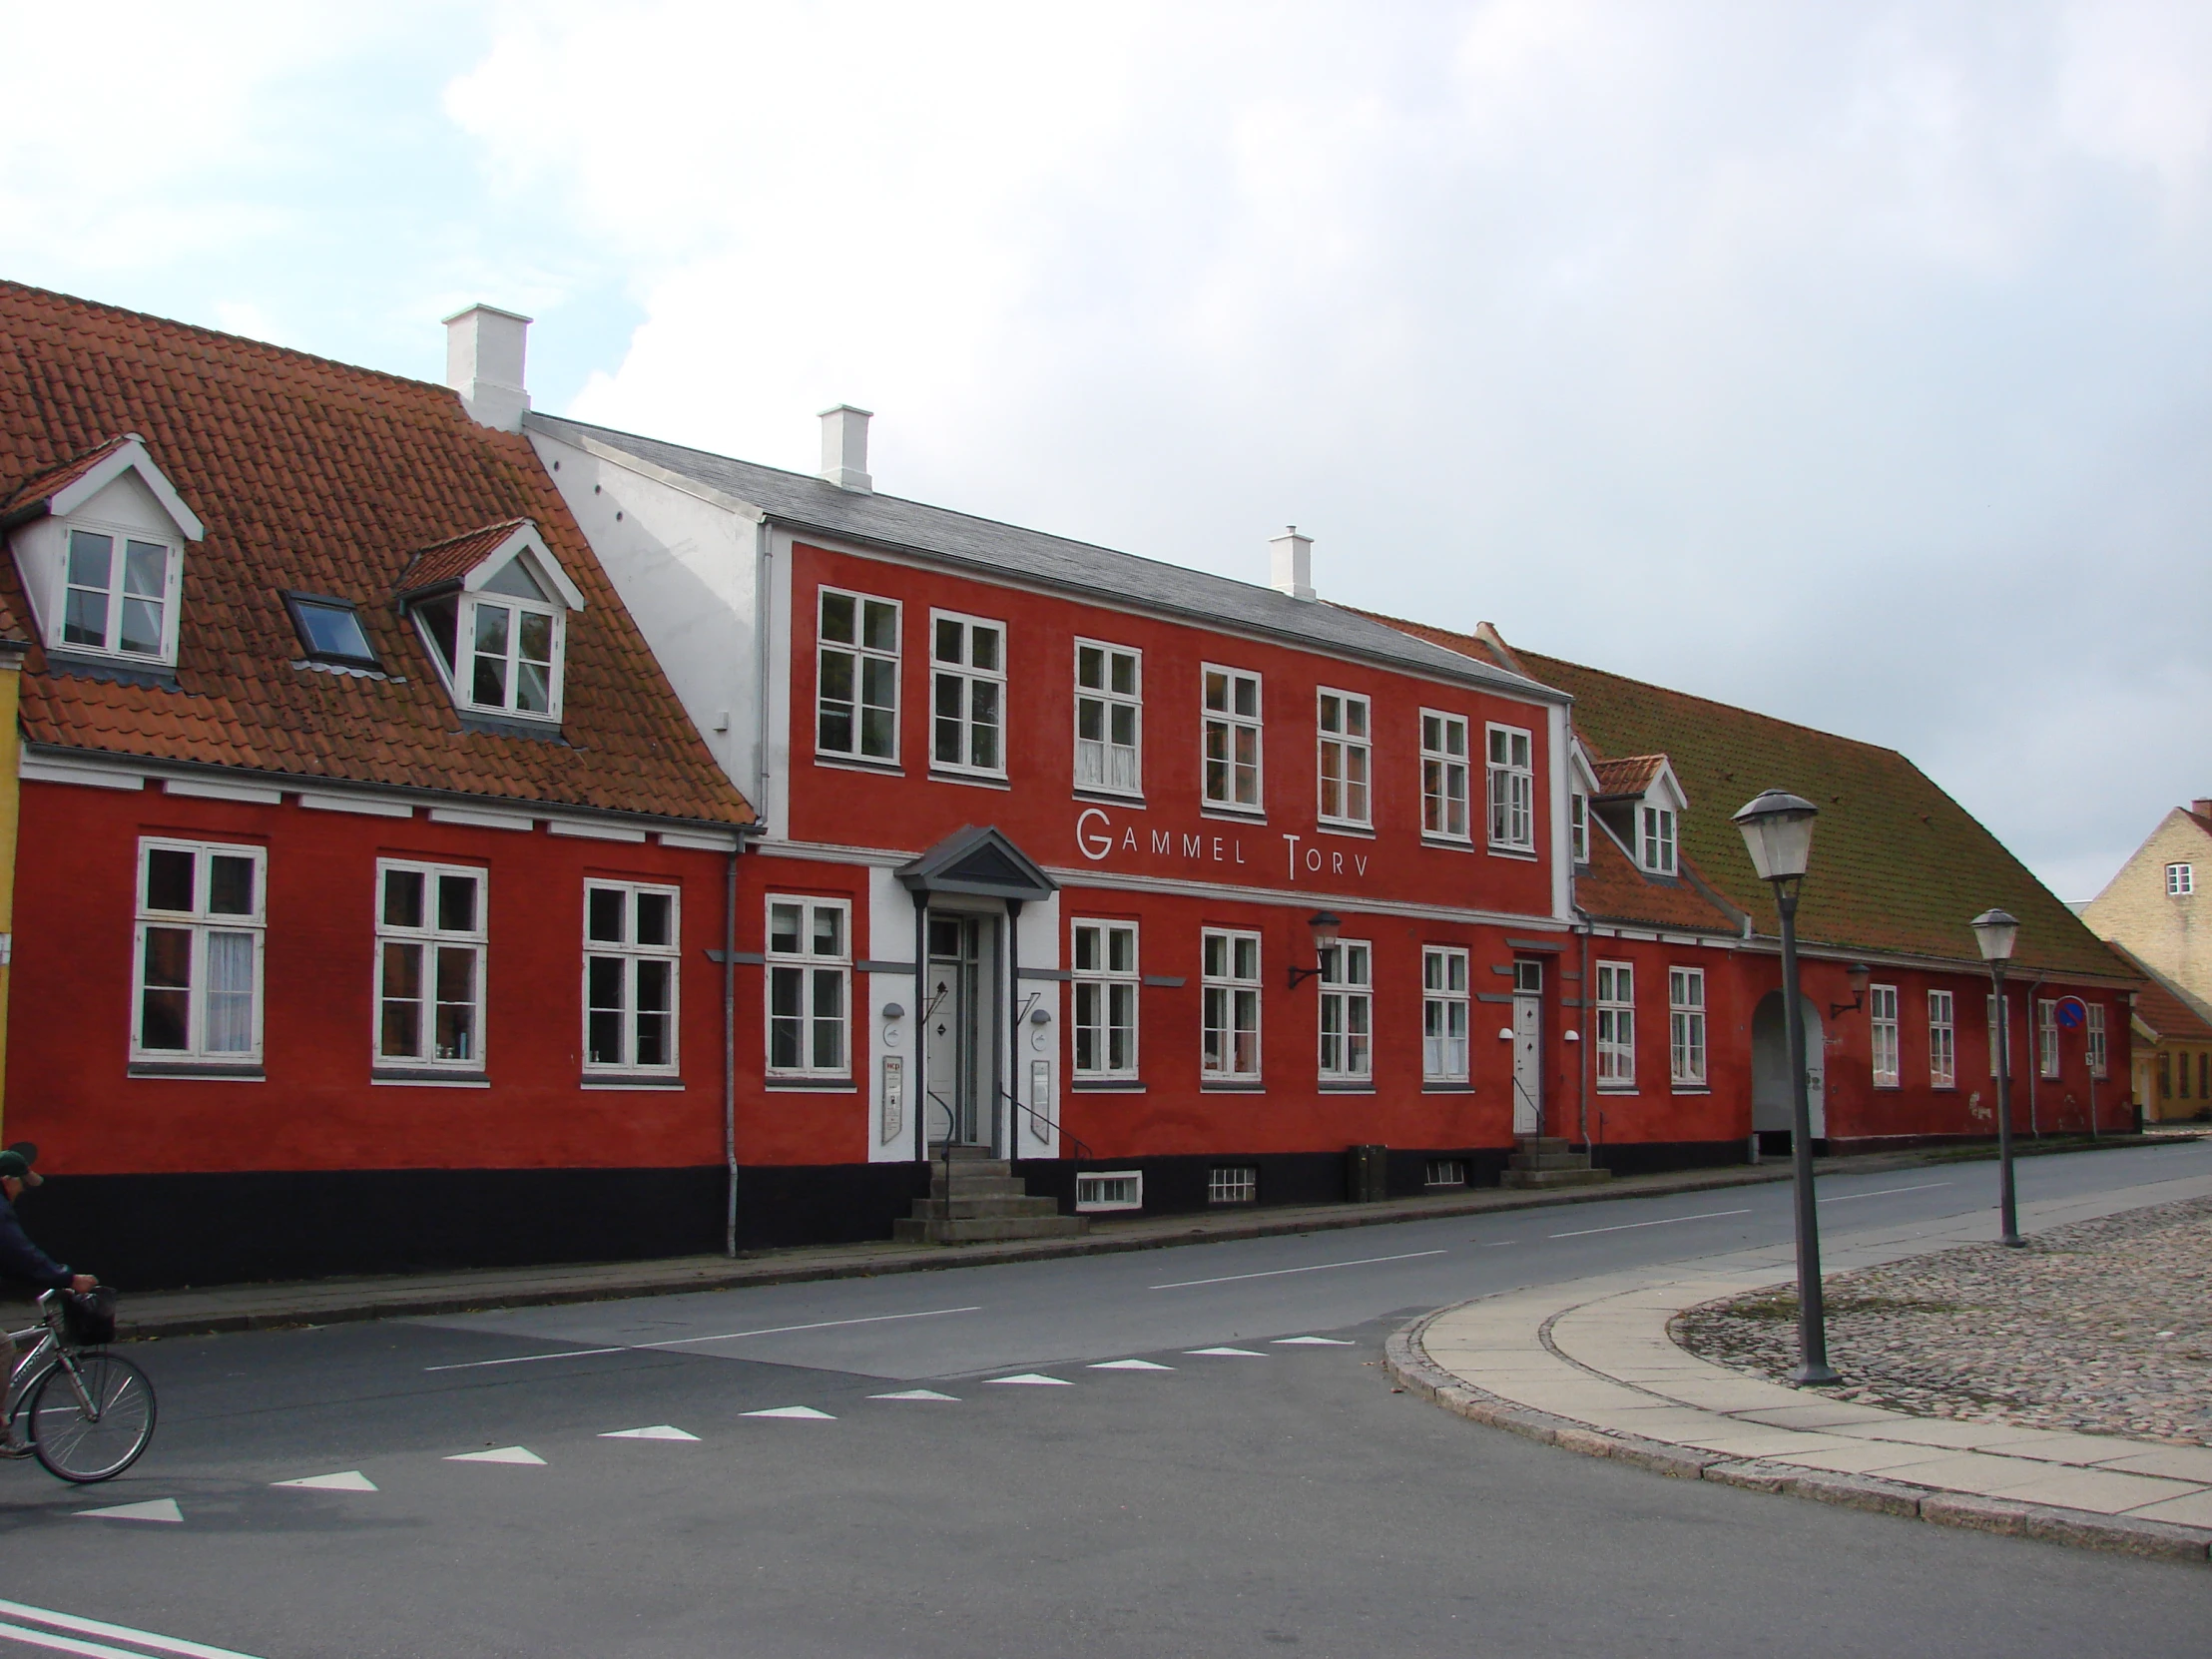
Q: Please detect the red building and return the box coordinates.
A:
[0,284,756,1286]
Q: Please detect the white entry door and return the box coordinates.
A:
[1511,983,1542,1136]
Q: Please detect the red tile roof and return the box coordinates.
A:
[0,281,753,827]
[1358,608,2126,980]
[2106,942,2212,1043]
[1576,820,1742,933]
[1592,755,1667,799]
[397,519,536,596]
[0,433,138,523]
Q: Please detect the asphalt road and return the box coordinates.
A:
[2,1138,2207,1659]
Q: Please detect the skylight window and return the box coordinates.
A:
[283,592,381,669]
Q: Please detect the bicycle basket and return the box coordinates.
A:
[58,1287,116,1347]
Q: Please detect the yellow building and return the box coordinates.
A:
[2106,942,2212,1123]
[2082,801,2212,1008]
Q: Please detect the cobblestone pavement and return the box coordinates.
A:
[1673,1197,2212,1446]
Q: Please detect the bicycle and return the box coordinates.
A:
[2,1289,156,1483]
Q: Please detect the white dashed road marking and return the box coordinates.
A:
[1818,1182,1954,1203]
[272,1470,377,1491]
[1272,1337,1355,1346]
[1548,1209,1751,1239]
[869,1389,959,1401]
[445,1446,545,1464]
[742,1406,835,1420]
[423,1306,986,1372]
[1149,1250,1446,1291]
[1088,1360,1174,1371]
[72,1499,182,1524]
[988,1374,1072,1386]
[0,1596,262,1658]
[1186,1347,1267,1358]
[600,1426,700,1440]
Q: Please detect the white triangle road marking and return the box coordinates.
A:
[742,1405,836,1419]
[1088,1359,1175,1371]
[987,1374,1072,1386]
[1273,1337,1357,1346]
[446,1445,546,1464]
[74,1497,183,1522]
[600,1425,701,1440]
[869,1389,960,1401]
[273,1470,378,1491]
[1186,1347,1268,1358]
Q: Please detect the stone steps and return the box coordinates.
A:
[1500,1134,1610,1190]
[897,1146,1090,1245]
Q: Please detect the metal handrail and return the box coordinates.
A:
[1000,1085,1095,1167]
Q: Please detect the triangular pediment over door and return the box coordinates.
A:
[895,825,1058,902]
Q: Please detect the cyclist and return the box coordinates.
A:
[0,1145,96,1461]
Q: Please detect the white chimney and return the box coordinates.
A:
[819,404,873,493]
[443,304,532,432]
[1270,525,1316,602]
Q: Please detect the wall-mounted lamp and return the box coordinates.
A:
[1029,1006,1052,1026]
[1828,963,1873,1020]
[1496,1026,1515,1041]
[1564,1030,1580,1043]
[882,1003,905,1021]
[1285,911,1344,990]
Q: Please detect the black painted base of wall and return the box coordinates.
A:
[16,1162,935,1293]
[1016,1146,1519,1218]
[1589,1139,1754,1178]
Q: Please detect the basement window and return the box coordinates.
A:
[1208,1166,1258,1205]
[1075,1171,1143,1212]
[284,592,381,670]
[1424,1159,1466,1189]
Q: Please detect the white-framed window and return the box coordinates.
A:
[411,548,572,723]
[1595,960,1634,1087]
[1641,807,1678,874]
[61,524,178,661]
[584,881,680,1074]
[1208,1166,1258,1205]
[767,896,850,1078]
[1316,690,1371,828]
[376,861,486,1070]
[1987,992,2013,1077]
[929,610,1005,776]
[1929,990,1955,1088]
[2037,998,2059,1079]
[1319,940,1373,1081]
[1071,919,1139,1080]
[1669,966,1707,1088]
[1074,640,1142,796]
[1420,711,1470,841]
[2087,1003,2108,1079]
[1422,946,1470,1082]
[1570,793,1589,863]
[1201,928,1262,1080]
[2169,862,2195,896]
[1075,1170,1143,1212]
[818,587,899,764]
[1202,666,1263,813]
[133,839,265,1063]
[1424,1159,1466,1188]
[1870,983,1900,1087]
[1487,724,1534,850]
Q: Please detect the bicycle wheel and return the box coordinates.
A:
[28,1354,157,1483]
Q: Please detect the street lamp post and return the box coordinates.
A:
[1970,908,2025,1247]
[1732,789,1840,1386]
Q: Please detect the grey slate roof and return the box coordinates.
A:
[530,412,1564,703]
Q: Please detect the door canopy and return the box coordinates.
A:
[896,825,1058,903]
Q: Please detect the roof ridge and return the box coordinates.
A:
[0,278,453,401]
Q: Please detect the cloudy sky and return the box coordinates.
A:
[5,0,2206,900]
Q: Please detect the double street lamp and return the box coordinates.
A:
[1733,789,1839,1386]
[1970,907,2025,1247]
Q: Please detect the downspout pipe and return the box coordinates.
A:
[724,843,740,1257]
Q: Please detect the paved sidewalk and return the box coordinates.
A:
[107,1135,2183,1344]
[1387,1167,2212,1563]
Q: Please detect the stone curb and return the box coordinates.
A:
[1384,1306,2212,1565]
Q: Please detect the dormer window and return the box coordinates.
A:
[397,520,585,725]
[1641,806,1677,874]
[284,592,381,671]
[65,527,172,657]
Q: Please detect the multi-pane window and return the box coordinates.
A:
[1201,928,1262,1080]
[767,897,849,1078]
[64,526,171,658]
[1570,794,1589,863]
[2037,999,2059,1079]
[1422,947,1470,1082]
[1209,1166,1258,1205]
[376,862,486,1069]
[1074,642,1142,796]
[1669,966,1707,1087]
[1595,960,1634,1087]
[134,840,264,1062]
[930,612,1005,776]
[1071,919,1139,1079]
[818,588,899,763]
[2087,1004,2107,1079]
[1202,667,1263,812]
[1316,691,1371,828]
[584,882,680,1074]
[1487,725,1533,850]
[1986,993,2013,1077]
[1641,807,1677,874]
[1318,941,1372,1081]
[1929,990,1955,1087]
[469,558,562,718]
[1420,712,1469,840]
[2169,863,2195,896]
[1870,983,1900,1087]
